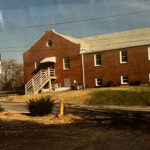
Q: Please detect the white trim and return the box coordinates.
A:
[40,57,56,63]
[120,50,127,64]
[95,78,98,86]
[121,76,128,84]
[34,62,37,70]
[95,78,102,86]
[63,57,70,70]
[148,47,150,60]
[94,54,101,66]
[46,40,53,47]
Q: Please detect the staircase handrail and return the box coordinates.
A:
[25,69,55,94]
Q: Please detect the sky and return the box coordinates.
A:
[0,0,150,63]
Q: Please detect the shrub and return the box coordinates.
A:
[0,105,4,112]
[27,96,54,116]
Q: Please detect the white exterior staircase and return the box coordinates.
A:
[25,69,55,94]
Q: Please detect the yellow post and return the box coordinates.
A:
[60,100,64,116]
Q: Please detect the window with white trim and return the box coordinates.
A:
[95,78,102,86]
[148,47,150,60]
[34,61,40,70]
[121,76,128,84]
[63,57,70,70]
[120,50,127,63]
[94,54,101,66]
[47,40,53,47]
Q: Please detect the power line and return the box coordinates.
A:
[1,30,150,52]
[0,50,27,53]
[0,38,150,53]
[25,9,150,28]
[0,46,29,49]
[0,9,150,52]
[0,46,29,53]
[1,8,150,52]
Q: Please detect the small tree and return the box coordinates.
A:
[0,59,24,92]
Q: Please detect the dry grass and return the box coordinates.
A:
[1,85,150,105]
[0,112,83,125]
[0,89,91,104]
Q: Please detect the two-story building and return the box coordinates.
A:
[23,27,150,94]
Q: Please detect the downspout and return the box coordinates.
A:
[81,53,85,89]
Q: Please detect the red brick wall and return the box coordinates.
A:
[24,31,150,88]
[84,45,150,87]
[23,30,83,87]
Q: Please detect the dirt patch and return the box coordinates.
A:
[0,112,83,125]
[0,114,150,150]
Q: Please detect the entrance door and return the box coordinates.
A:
[64,78,71,87]
[40,62,54,70]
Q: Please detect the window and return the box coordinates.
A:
[120,50,127,63]
[63,57,70,70]
[95,78,102,86]
[47,40,52,47]
[121,76,128,84]
[64,78,71,87]
[94,54,101,66]
[148,47,150,60]
[34,61,40,70]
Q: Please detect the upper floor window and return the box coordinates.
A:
[95,78,102,86]
[94,54,101,66]
[120,50,127,63]
[121,76,128,84]
[63,57,70,70]
[47,40,53,47]
[148,47,150,60]
[34,61,40,70]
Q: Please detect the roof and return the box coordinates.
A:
[51,30,89,51]
[24,27,150,55]
[40,57,56,63]
[80,27,150,54]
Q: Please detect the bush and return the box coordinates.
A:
[27,96,54,116]
[0,105,4,112]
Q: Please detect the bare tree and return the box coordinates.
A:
[0,59,24,92]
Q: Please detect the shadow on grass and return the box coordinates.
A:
[1,109,150,150]
[64,105,150,131]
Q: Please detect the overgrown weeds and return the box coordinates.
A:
[27,96,54,116]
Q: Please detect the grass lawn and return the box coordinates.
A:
[1,85,150,106]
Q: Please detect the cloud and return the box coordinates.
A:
[90,0,95,3]
[124,0,150,10]
[0,10,5,31]
[0,10,4,24]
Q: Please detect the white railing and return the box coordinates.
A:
[25,69,55,94]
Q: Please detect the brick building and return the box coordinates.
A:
[23,27,150,94]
